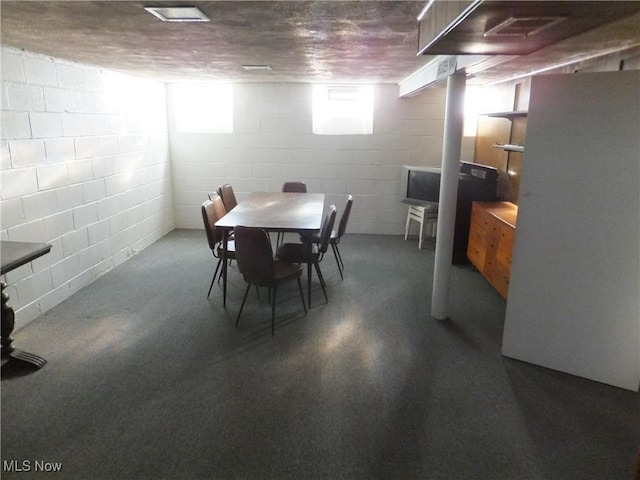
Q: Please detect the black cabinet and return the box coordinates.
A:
[452,164,498,264]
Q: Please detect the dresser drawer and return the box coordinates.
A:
[496,226,515,269]
[467,236,486,270]
[486,260,510,299]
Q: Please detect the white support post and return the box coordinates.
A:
[431,71,466,320]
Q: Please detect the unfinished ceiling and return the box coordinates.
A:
[1,1,639,86]
[0,1,429,84]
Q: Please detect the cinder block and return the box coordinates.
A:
[260,118,289,134]
[7,217,46,243]
[276,102,310,119]
[87,219,110,245]
[74,136,99,159]
[1,111,32,139]
[6,82,45,112]
[82,178,106,202]
[9,139,46,168]
[50,255,80,288]
[1,49,25,83]
[44,87,74,113]
[92,155,116,179]
[1,142,10,170]
[60,228,89,257]
[56,64,85,90]
[16,269,55,307]
[30,112,64,138]
[96,195,121,220]
[0,168,39,199]
[73,203,99,229]
[43,210,74,241]
[61,113,88,137]
[97,135,118,157]
[36,163,68,190]
[0,196,25,229]
[23,190,58,221]
[14,301,43,331]
[67,159,94,184]
[55,184,84,211]
[23,56,58,87]
[45,137,75,163]
[77,243,103,271]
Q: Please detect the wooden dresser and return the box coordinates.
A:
[467,202,518,299]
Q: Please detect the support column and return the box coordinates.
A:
[431,71,466,320]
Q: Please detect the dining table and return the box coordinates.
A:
[1,240,52,369]
[214,191,325,307]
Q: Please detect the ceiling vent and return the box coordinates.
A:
[144,6,210,22]
[484,16,566,38]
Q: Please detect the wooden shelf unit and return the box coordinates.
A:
[467,201,518,299]
[474,111,527,203]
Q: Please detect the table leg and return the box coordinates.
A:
[222,230,228,307]
[1,281,46,369]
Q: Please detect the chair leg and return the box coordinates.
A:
[208,258,223,298]
[404,209,411,240]
[235,283,252,328]
[314,262,328,302]
[334,243,344,270]
[307,262,313,308]
[271,285,277,337]
[297,277,307,314]
[331,243,343,280]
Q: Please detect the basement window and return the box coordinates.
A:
[312,85,374,135]
[173,84,233,133]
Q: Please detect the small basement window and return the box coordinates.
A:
[173,84,233,133]
[312,85,374,135]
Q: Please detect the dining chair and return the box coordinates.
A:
[217,184,238,211]
[276,204,337,307]
[282,181,307,193]
[277,181,308,246]
[201,197,236,298]
[234,226,307,337]
[310,195,353,280]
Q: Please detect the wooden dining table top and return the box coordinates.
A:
[215,192,325,233]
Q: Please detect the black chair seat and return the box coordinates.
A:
[276,242,320,262]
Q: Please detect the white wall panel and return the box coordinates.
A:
[502,71,640,391]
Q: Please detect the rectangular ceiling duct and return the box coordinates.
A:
[417,1,640,56]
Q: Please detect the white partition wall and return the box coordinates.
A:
[502,71,640,391]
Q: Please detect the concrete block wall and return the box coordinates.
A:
[169,83,474,234]
[1,47,174,329]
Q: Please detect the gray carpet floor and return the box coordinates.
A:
[2,229,638,480]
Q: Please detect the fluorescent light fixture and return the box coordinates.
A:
[242,65,272,71]
[144,6,210,22]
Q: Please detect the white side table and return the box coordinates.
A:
[404,205,438,249]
